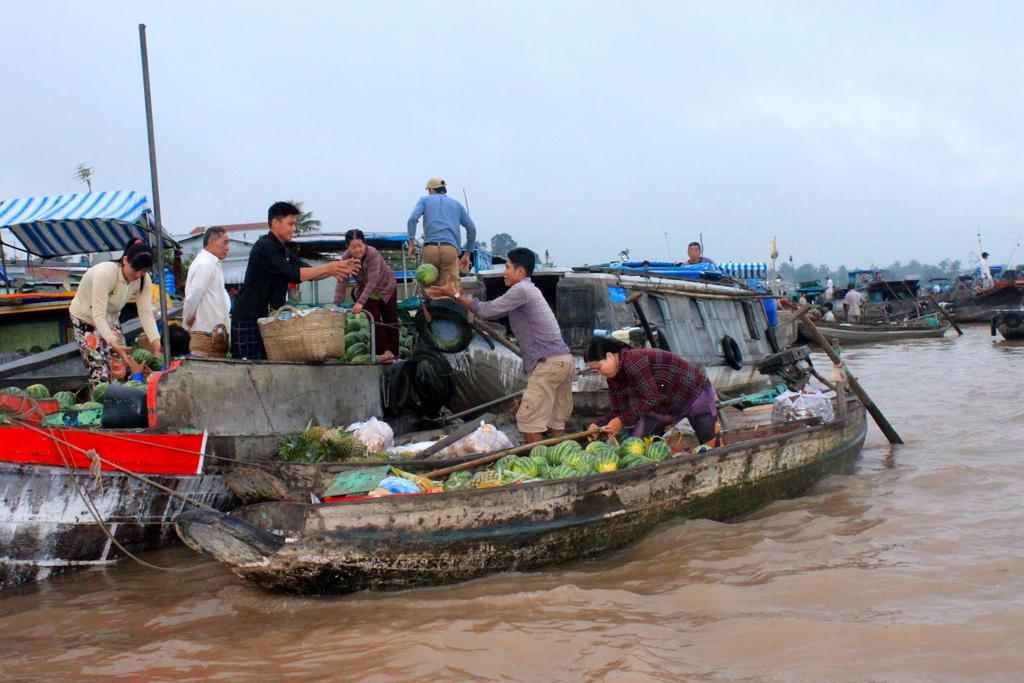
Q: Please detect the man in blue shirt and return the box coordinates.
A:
[407,177,477,290]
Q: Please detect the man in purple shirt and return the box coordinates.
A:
[427,248,573,442]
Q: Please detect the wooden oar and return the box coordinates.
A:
[796,306,903,444]
[926,294,964,336]
[423,428,599,480]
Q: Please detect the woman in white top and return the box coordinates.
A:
[68,239,161,385]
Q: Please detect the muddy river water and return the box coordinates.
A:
[1,326,1022,681]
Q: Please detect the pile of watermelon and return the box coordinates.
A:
[0,384,105,426]
[445,437,679,490]
[344,313,415,362]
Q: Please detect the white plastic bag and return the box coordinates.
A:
[438,421,514,457]
[345,416,395,453]
[771,389,835,425]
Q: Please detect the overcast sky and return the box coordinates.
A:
[3,1,1023,268]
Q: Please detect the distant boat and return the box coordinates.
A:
[798,319,950,345]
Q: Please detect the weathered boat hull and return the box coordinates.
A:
[797,321,949,345]
[947,285,1024,323]
[0,462,235,590]
[178,403,867,594]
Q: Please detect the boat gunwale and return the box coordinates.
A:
[269,404,862,517]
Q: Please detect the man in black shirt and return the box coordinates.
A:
[230,202,359,359]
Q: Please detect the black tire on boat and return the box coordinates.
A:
[382,360,412,417]
[765,326,780,353]
[415,299,475,353]
[722,334,743,370]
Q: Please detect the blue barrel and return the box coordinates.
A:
[762,297,779,327]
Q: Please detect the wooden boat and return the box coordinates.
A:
[176,399,867,595]
[0,423,236,590]
[944,281,1024,323]
[991,309,1024,340]
[797,319,949,345]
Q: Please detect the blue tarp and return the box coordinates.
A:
[593,261,725,280]
[0,191,171,258]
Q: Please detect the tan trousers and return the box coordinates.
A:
[422,244,462,290]
[517,354,574,433]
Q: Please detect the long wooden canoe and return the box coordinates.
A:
[176,400,867,595]
[798,320,949,345]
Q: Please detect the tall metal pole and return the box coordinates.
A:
[139,24,172,366]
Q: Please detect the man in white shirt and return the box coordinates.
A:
[824,277,834,302]
[978,252,994,290]
[183,227,231,334]
[842,288,864,322]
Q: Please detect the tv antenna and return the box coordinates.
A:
[74,163,94,192]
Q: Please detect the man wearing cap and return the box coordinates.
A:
[407,178,478,290]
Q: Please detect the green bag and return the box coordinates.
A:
[322,466,391,498]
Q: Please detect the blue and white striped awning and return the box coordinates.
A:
[0,191,171,258]
[717,261,768,280]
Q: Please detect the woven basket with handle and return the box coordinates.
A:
[257,306,347,361]
[189,323,229,358]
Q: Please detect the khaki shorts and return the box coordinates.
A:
[422,244,462,290]
[517,354,574,434]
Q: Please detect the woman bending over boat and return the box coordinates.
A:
[585,336,719,445]
[333,228,399,361]
[68,239,159,386]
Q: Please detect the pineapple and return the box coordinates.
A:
[303,423,327,442]
[470,469,501,489]
[322,428,367,461]
[278,435,313,462]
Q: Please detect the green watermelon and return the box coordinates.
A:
[53,391,76,409]
[508,456,539,479]
[25,384,50,399]
[124,380,146,389]
[347,317,364,332]
[344,332,362,347]
[416,263,439,286]
[547,464,577,480]
[621,437,647,457]
[529,445,550,462]
[92,382,108,402]
[350,354,371,364]
[495,455,520,473]
[585,440,610,456]
[132,347,154,366]
[1,386,24,395]
[644,439,673,462]
[147,355,163,371]
[346,342,368,360]
[595,450,620,473]
[80,401,103,410]
[560,448,589,469]
[534,461,553,479]
[551,440,581,463]
[618,453,647,469]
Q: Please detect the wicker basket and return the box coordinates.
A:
[257,306,347,361]
[189,323,229,358]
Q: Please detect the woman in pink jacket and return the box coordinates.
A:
[333,229,399,360]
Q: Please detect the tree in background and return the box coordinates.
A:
[489,233,517,257]
[288,200,322,234]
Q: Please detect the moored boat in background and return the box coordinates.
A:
[991,309,1024,340]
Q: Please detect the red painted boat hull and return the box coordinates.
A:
[0,426,206,476]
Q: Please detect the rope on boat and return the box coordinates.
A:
[8,410,221,573]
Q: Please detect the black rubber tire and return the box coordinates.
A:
[722,334,744,370]
[765,326,780,353]
[403,350,455,416]
[381,361,412,417]
[415,299,475,354]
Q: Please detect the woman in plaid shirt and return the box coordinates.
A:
[584,336,719,444]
